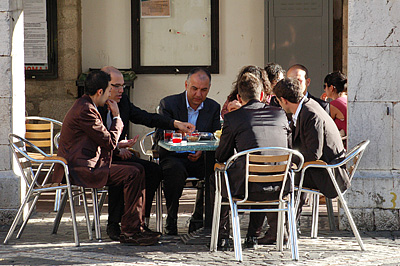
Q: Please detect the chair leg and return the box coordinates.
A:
[311,194,319,238]
[91,189,107,231]
[67,186,80,247]
[91,189,102,240]
[81,188,93,240]
[155,184,163,233]
[16,193,41,239]
[276,203,284,251]
[326,198,336,231]
[231,203,242,262]
[54,188,62,212]
[287,198,299,261]
[328,170,365,251]
[210,186,222,252]
[52,190,68,234]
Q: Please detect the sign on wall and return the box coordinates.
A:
[24,0,58,79]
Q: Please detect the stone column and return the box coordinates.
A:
[344,0,400,230]
[0,0,25,224]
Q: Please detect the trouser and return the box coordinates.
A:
[108,155,163,225]
[159,154,205,223]
[106,163,145,234]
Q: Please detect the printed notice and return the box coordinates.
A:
[24,0,48,65]
[141,0,170,17]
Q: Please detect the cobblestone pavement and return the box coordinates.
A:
[1,208,400,266]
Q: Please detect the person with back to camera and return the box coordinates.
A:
[321,71,348,137]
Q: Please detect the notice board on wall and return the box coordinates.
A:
[132,0,219,74]
[24,0,58,79]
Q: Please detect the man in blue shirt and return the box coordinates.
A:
[155,67,221,235]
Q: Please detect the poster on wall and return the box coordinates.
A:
[24,0,48,68]
[141,0,170,17]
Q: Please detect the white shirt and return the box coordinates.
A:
[185,91,204,126]
[292,96,306,127]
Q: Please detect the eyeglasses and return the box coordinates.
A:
[111,83,126,89]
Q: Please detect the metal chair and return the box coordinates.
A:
[295,140,370,250]
[25,116,64,212]
[4,133,92,247]
[139,131,203,233]
[210,147,304,262]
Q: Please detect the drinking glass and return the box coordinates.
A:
[164,130,174,142]
[172,132,182,144]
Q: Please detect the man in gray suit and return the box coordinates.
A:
[213,72,290,249]
[273,78,349,219]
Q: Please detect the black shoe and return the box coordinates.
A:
[165,217,178,235]
[106,223,121,241]
[188,217,203,233]
[120,232,159,246]
[258,232,288,245]
[244,235,258,249]
[142,224,162,238]
[217,238,232,251]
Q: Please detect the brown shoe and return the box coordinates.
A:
[119,232,159,246]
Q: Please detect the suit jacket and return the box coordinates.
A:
[53,95,123,188]
[308,92,330,114]
[292,97,349,198]
[98,93,175,141]
[155,91,221,158]
[216,100,290,197]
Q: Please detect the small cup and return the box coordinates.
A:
[172,132,182,144]
[164,130,174,142]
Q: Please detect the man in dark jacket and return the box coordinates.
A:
[154,67,221,235]
[273,77,349,221]
[213,71,290,248]
[98,66,194,240]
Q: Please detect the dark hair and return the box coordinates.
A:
[288,64,309,79]
[324,71,347,93]
[264,62,285,86]
[186,67,211,83]
[273,77,304,104]
[238,73,262,102]
[84,70,111,96]
[228,65,271,102]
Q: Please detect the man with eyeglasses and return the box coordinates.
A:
[98,66,195,241]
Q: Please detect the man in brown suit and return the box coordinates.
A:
[53,70,159,245]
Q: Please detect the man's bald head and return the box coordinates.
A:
[101,66,125,102]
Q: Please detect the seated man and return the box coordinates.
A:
[53,70,159,245]
[213,71,290,249]
[98,66,195,240]
[155,67,221,235]
[273,78,349,220]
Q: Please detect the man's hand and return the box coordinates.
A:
[117,135,139,148]
[188,151,202,162]
[174,120,196,133]
[106,99,120,117]
[117,148,133,160]
[227,100,241,112]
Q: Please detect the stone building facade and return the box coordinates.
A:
[0,0,399,230]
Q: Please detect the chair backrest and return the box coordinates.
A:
[25,116,62,156]
[344,140,370,181]
[139,130,156,157]
[224,147,304,203]
[9,133,52,188]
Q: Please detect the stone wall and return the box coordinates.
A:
[343,0,400,230]
[0,0,25,224]
[25,0,81,122]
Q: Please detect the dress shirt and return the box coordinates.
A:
[292,96,306,127]
[186,91,204,126]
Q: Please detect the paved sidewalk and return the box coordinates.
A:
[1,207,400,266]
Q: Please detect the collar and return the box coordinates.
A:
[185,91,204,112]
[292,96,306,127]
